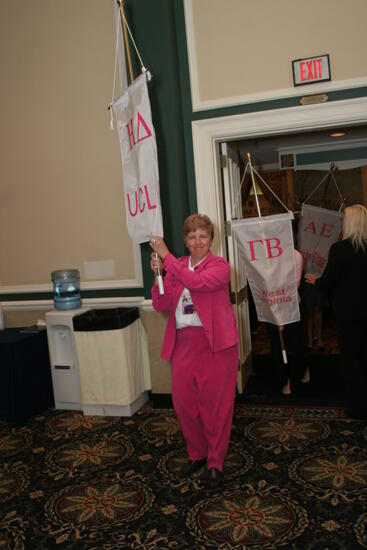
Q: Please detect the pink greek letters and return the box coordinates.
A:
[127,185,157,218]
[304,220,334,237]
[126,112,152,151]
[248,238,283,262]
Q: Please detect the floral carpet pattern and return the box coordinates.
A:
[1,404,367,549]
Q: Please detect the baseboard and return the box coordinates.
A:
[150,394,173,409]
[82,391,150,417]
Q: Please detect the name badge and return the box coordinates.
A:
[182,293,195,315]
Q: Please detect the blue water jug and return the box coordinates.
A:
[51,269,81,310]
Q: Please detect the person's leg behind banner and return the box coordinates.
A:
[265,322,290,395]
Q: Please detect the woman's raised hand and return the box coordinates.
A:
[149,235,169,259]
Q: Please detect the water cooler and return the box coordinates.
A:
[45,308,89,410]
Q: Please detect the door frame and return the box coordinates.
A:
[192,97,367,253]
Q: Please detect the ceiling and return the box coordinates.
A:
[231,124,367,168]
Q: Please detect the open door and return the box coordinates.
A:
[220,142,252,393]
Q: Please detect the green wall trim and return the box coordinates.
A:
[190,86,367,122]
[0,293,54,302]
[297,147,367,166]
[0,288,145,302]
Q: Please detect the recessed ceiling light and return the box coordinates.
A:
[330,132,345,137]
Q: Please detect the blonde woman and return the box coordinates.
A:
[305,204,367,419]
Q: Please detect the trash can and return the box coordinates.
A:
[73,307,151,416]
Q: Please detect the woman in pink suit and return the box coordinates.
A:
[150,214,239,488]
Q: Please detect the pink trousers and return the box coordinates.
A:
[170,327,238,472]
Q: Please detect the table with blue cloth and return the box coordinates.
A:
[0,328,54,425]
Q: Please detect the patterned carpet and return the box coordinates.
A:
[1,403,367,549]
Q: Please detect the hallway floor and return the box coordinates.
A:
[243,318,346,407]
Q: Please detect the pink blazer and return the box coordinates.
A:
[151,251,239,361]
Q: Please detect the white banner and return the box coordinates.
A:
[232,213,300,325]
[112,73,163,243]
[297,204,343,275]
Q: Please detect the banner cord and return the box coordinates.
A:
[252,166,292,216]
[233,162,249,215]
[109,1,152,130]
[119,2,151,81]
[233,157,292,219]
[109,8,122,130]
[303,164,345,212]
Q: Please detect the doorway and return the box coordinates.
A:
[225,126,367,402]
[191,97,367,401]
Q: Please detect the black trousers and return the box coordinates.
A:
[337,318,367,416]
[265,314,307,389]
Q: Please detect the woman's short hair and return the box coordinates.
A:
[183,213,214,241]
[342,204,367,251]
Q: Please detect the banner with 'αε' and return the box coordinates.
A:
[297,204,343,275]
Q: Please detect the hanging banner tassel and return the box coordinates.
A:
[109,104,114,131]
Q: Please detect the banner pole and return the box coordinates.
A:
[278,328,288,364]
[247,152,262,217]
[119,0,134,84]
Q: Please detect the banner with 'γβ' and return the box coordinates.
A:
[232,213,300,326]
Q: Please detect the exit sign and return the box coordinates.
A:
[292,54,331,86]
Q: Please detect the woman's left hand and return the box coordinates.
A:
[305,272,318,285]
[149,235,170,259]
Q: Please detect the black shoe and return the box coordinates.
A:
[181,458,206,476]
[206,468,223,488]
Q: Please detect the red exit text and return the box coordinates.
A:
[292,54,331,86]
